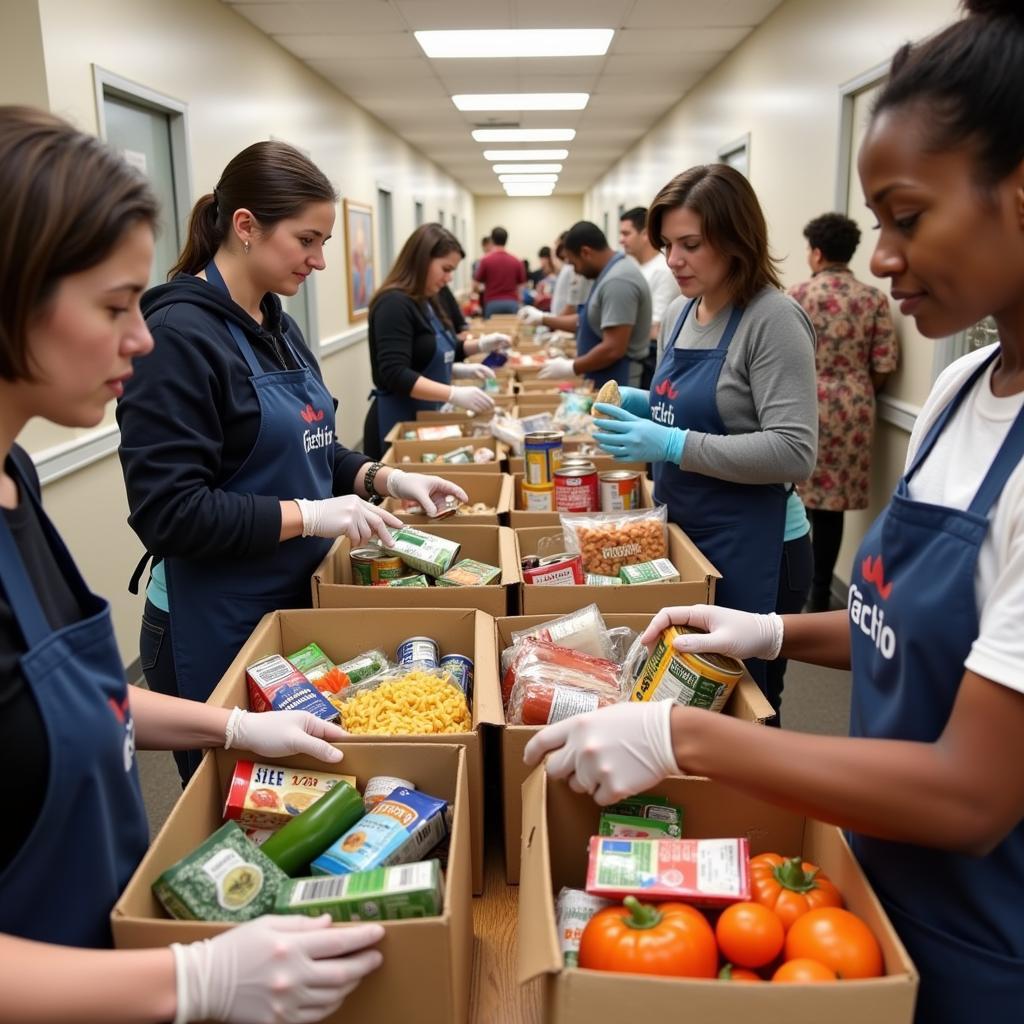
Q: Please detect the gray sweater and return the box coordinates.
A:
[656,287,818,484]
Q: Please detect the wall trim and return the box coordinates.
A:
[833,60,890,211]
[876,393,918,434]
[33,425,121,486]
[320,324,369,358]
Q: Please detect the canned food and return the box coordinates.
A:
[438,654,474,699]
[363,775,415,809]
[520,554,541,571]
[599,470,642,512]
[524,431,564,486]
[522,553,585,586]
[554,466,599,513]
[560,458,597,474]
[396,636,439,668]
[521,481,555,512]
[350,547,405,586]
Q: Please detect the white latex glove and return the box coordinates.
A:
[523,701,678,806]
[478,332,512,353]
[451,362,496,381]
[171,915,384,1024]
[640,604,783,662]
[226,707,348,762]
[537,356,577,380]
[385,469,468,517]
[448,385,496,413]
[294,495,400,546]
[518,305,544,326]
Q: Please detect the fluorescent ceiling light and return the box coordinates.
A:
[483,149,569,161]
[499,174,559,183]
[504,184,556,197]
[472,128,575,143]
[453,93,589,111]
[491,163,563,174]
[415,29,613,59]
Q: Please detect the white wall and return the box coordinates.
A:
[20,0,474,665]
[584,0,960,590]
[0,0,49,107]
[473,195,584,274]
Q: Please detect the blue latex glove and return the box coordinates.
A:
[618,386,652,418]
[592,403,687,464]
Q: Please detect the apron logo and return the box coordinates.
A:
[300,403,325,423]
[654,377,679,401]
[849,555,896,659]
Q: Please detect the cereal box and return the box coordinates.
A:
[246,654,339,722]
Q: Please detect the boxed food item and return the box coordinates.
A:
[619,558,681,585]
[600,795,683,839]
[382,436,505,474]
[436,558,502,587]
[245,654,339,722]
[223,760,358,831]
[380,526,461,577]
[518,768,918,1024]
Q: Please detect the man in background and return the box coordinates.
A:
[620,206,679,389]
[473,226,525,317]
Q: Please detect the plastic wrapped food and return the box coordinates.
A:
[507,678,620,725]
[561,507,669,577]
[500,636,624,709]
[509,603,613,661]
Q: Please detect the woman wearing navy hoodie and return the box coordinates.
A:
[117,142,465,782]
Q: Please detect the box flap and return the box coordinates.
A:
[472,610,504,726]
[310,538,342,606]
[496,526,522,587]
[728,674,775,724]
[517,766,563,984]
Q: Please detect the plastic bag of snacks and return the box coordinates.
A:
[331,664,471,735]
[561,506,669,577]
[552,390,594,435]
[509,603,613,661]
[500,637,624,709]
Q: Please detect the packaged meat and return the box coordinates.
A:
[500,636,623,709]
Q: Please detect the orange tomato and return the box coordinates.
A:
[719,963,762,981]
[579,897,718,978]
[785,907,883,979]
[749,853,843,930]
[715,901,785,968]
[772,958,838,983]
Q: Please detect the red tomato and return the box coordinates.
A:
[749,853,843,930]
[718,963,762,981]
[715,901,785,968]
[772,958,838,983]
[785,907,883,979]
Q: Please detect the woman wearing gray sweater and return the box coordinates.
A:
[594,164,817,718]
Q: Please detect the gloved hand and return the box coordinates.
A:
[294,495,400,546]
[523,701,678,806]
[537,357,577,380]
[478,332,512,353]
[227,708,348,762]
[171,915,384,1024]
[448,385,496,414]
[451,362,496,381]
[618,386,652,418]
[385,469,469,518]
[592,403,686,464]
[640,604,784,661]
[518,306,545,326]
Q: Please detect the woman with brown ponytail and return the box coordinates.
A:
[117,142,466,782]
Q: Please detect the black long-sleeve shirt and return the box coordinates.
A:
[117,276,370,562]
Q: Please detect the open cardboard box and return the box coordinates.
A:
[515,378,589,393]
[383,472,513,526]
[496,613,773,883]
[113,743,473,1024]
[205,608,502,894]
[416,393,517,419]
[518,767,918,1023]
[382,435,506,473]
[508,451,647,476]
[515,522,719,615]
[514,395,563,415]
[311,524,520,618]
[509,472,654,529]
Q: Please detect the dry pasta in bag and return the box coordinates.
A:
[560,506,669,577]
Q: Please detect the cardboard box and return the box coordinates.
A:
[516,523,719,616]
[413,393,518,419]
[383,436,506,473]
[515,378,590,393]
[514,395,563,415]
[383,473,513,526]
[518,768,918,1023]
[312,525,520,618]
[205,608,502,894]
[113,743,473,1024]
[384,418,488,446]
[497,613,773,883]
[509,472,654,529]
[508,451,647,476]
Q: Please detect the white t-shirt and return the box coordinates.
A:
[636,252,680,329]
[904,344,1024,695]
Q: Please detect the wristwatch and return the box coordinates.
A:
[363,461,386,504]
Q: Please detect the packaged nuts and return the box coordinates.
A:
[561,507,669,577]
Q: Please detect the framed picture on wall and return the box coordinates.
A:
[344,198,375,322]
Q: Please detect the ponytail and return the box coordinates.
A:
[168,192,225,278]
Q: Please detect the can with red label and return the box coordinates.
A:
[554,466,599,512]
[522,552,585,586]
[599,470,642,512]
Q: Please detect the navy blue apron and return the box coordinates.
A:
[576,252,633,388]
[848,349,1024,1022]
[0,456,148,947]
[374,302,456,450]
[651,299,786,690]
[164,261,334,727]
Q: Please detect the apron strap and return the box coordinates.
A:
[968,401,1024,517]
[204,259,265,377]
[716,306,745,351]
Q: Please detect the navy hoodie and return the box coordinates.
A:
[117,275,369,564]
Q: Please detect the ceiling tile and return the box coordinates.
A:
[230,2,407,35]
[624,0,783,29]
[275,32,421,59]
[610,26,751,54]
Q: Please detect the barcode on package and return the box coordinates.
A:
[292,875,351,903]
[696,838,742,895]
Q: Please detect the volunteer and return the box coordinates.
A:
[0,106,383,1023]
[520,221,652,387]
[363,223,511,459]
[592,165,817,704]
[118,146,467,782]
[528,2,1024,1018]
